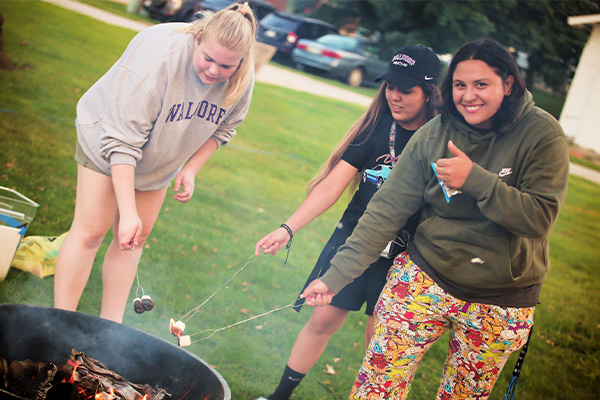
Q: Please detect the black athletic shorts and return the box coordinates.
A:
[294,221,394,316]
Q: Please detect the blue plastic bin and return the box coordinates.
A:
[0,186,39,280]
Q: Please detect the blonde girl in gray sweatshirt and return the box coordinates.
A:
[54,3,256,323]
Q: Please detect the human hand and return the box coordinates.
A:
[434,141,473,189]
[300,279,334,307]
[254,227,290,256]
[173,169,195,202]
[118,213,142,249]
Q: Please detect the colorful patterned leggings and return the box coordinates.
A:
[350,253,534,400]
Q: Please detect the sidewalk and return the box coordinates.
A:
[255,64,372,107]
[568,163,600,185]
[43,0,152,32]
[42,0,371,107]
[42,0,600,185]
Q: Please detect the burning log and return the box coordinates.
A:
[71,350,170,399]
[45,382,79,400]
[2,358,57,400]
[1,356,9,389]
[0,351,171,400]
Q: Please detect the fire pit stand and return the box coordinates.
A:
[0,304,230,399]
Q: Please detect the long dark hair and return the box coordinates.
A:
[421,81,442,121]
[307,80,441,194]
[440,39,526,128]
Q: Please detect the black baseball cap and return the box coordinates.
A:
[375,45,442,90]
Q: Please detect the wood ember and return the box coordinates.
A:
[2,358,57,400]
[71,350,171,399]
[0,350,171,400]
[1,355,9,389]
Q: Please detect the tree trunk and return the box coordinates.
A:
[0,12,32,70]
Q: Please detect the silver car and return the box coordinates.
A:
[292,34,389,87]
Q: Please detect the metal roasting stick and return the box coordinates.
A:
[189,298,305,344]
[179,254,262,324]
[174,253,307,345]
[131,247,145,298]
[131,247,154,314]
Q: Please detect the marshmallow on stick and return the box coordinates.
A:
[169,318,186,337]
[178,335,191,347]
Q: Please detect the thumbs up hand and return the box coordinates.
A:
[434,141,473,189]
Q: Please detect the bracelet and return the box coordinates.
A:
[280,223,293,240]
[280,223,294,263]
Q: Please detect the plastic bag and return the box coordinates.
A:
[10,233,67,278]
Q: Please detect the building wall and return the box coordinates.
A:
[560,25,600,153]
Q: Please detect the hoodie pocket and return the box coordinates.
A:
[417,215,516,287]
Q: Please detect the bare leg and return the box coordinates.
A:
[100,188,166,323]
[365,314,376,349]
[54,165,117,312]
[287,305,349,373]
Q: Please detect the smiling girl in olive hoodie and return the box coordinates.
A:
[301,39,569,400]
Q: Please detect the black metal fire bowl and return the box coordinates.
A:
[0,304,230,399]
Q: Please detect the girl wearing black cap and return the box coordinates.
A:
[301,39,569,399]
[255,45,442,400]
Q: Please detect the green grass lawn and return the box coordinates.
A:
[78,0,157,24]
[1,2,599,399]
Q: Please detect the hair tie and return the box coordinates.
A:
[230,3,254,26]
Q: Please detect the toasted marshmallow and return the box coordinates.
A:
[178,335,191,347]
[169,319,186,337]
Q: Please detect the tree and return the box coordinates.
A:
[483,0,598,92]
[301,0,599,93]
[0,12,32,70]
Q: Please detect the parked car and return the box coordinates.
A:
[363,164,392,188]
[142,0,197,22]
[257,11,338,59]
[291,34,389,87]
[143,0,276,23]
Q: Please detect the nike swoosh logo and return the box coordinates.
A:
[424,76,434,80]
[288,377,302,382]
[498,168,513,177]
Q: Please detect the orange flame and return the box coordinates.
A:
[93,387,115,400]
[67,359,79,384]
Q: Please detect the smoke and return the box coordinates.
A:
[0,304,229,399]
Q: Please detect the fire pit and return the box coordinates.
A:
[0,304,230,399]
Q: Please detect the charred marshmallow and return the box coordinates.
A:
[141,295,154,311]
[169,318,186,337]
[133,298,145,314]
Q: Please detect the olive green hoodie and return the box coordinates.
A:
[321,91,569,298]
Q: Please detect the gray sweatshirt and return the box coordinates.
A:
[75,23,254,191]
